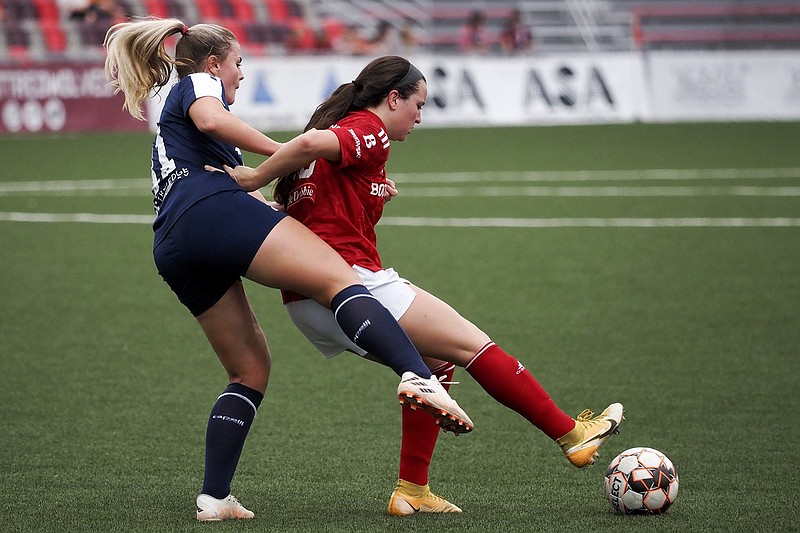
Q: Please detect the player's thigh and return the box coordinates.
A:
[399,283,491,365]
[196,281,271,392]
[245,217,360,306]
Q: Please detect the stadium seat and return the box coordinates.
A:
[39,18,67,54]
[31,0,59,23]
[244,21,292,45]
[142,0,169,18]
[78,21,109,47]
[230,0,254,21]
[4,0,800,64]
[118,0,149,18]
[216,0,236,19]
[195,0,221,20]
[321,18,345,43]
[243,0,270,23]
[3,0,39,21]
[163,0,189,19]
[1,22,32,59]
[222,18,244,38]
[626,1,800,50]
[265,0,290,22]
[194,0,254,22]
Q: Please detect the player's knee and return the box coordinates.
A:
[229,364,270,394]
[311,276,363,308]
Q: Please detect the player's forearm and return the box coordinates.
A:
[251,129,338,187]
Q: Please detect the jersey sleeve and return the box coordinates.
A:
[330,120,389,170]
[177,73,227,117]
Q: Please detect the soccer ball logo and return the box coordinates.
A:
[604,447,679,515]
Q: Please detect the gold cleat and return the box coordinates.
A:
[557,403,624,468]
[388,480,462,516]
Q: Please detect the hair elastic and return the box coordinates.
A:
[351,79,363,90]
[181,26,188,35]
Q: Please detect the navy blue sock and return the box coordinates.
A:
[330,285,432,378]
[201,383,263,499]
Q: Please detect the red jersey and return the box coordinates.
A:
[282,110,391,302]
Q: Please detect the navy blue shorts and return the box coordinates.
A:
[153,190,287,316]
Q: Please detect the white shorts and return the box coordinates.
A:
[285,265,416,358]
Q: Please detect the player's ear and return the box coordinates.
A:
[387,89,401,110]
[206,55,220,74]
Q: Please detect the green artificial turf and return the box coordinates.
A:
[1,121,798,532]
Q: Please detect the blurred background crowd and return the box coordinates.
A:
[1,0,799,63]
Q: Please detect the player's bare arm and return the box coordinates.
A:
[189,96,283,156]
[224,128,342,191]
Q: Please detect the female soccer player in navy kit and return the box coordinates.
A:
[223,55,625,516]
[103,20,473,522]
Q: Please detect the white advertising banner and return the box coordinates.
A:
[406,54,644,126]
[147,54,646,131]
[644,51,800,122]
[145,51,800,132]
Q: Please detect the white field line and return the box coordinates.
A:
[2,167,798,227]
[0,178,147,194]
[1,167,799,196]
[390,167,800,183]
[0,212,154,224]
[2,211,799,228]
[380,217,800,228]
[397,186,800,197]
[3,183,800,197]
[3,185,798,197]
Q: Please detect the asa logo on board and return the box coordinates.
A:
[427,62,616,113]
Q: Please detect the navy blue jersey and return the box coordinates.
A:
[151,73,244,239]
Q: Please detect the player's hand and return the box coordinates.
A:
[384,177,398,203]
[245,190,285,211]
[206,164,260,192]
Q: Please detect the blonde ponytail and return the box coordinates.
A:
[104,18,186,120]
[105,17,237,121]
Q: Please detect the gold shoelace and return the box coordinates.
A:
[426,491,450,504]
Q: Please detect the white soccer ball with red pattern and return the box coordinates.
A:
[604,447,679,515]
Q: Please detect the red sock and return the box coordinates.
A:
[398,363,454,486]
[466,343,575,440]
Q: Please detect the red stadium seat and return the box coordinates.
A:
[265,0,289,22]
[195,0,254,21]
[230,0,254,21]
[321,18,345,43]
[39,19,67,53]
[142,0,169,19]
[218,18,243,41]
[195,0,221,20]
[31,0,60,23]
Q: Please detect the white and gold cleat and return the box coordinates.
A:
[196,493,255,521]
[397,372,474,435]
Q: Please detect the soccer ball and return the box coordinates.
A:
[604,447,679,515]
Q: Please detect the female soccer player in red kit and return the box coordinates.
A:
[220,55,624,516]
